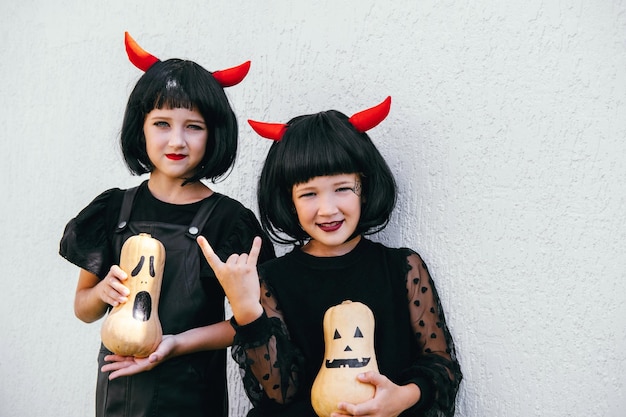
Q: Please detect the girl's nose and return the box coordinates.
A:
[317,194,339,216]
[168,128,186,147]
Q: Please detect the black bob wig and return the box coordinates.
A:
[121,58,238,184]
[258,110,397,245]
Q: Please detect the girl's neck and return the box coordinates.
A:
[301,235,362,257]
[147,174,213,204]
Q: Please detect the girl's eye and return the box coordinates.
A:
[154,121,169,128]
[298,192,316,198]
[337,187,354,193]
[187,124,205,130]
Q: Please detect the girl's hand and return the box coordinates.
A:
[197,236,263,324]
[99,265,130,307]
[332,371,421,417]
[101,335,176,379]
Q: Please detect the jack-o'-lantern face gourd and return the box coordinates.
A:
[101,233,165,358]
[311,300,379,417]
[326,320,371,369]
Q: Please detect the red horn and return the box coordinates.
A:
[212,61,251,88]
[124,32,160,72]
[248,119,288,142]
[348,96,392,132]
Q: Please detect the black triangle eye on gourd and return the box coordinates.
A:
[123,31,251,88]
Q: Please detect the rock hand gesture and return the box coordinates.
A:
[197,236,264,325]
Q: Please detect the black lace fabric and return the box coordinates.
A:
[402,251,462,416]
[231,250,462,416]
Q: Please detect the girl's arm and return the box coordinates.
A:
[164,319,235,352]
[197,235,301,406]
[101,320,235,379]
[399,251,462,415]
[230,278,301,406]
[74,267,129,323]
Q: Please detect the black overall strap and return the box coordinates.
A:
[115,185,140,234]
[185,193,225,239]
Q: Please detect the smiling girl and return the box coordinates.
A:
[198,97,462,417]
[59,33,275,417]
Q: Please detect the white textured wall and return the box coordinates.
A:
[1,1,624,416]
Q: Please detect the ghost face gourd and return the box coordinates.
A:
[311,300,379,417]
[101,233,165,358]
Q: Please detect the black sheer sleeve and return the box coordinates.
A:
[230,277,303,408]
[401,251,462,417]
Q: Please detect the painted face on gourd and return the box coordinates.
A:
[311,300,379,417]
[101,233,165,358]
[129,251,159,321]
[325,318,372,369]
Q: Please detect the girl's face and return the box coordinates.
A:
[143,106,208,182]
[292,173,362,257]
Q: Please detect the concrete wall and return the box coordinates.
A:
[1,1,624,416]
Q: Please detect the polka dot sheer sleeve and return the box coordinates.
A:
[230,278,302,408]
[403,251,462,416]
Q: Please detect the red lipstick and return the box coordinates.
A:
[318,221,342,232]
[166,154,186,160]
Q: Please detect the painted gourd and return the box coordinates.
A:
[311,300,379,417]
[100,233,165,358]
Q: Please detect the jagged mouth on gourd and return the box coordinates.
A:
[325,357,371,368]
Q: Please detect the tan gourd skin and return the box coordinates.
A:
[101,233,165,358]
[311,300,379,417]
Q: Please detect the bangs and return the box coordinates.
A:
[279,112,361,187]
[141,59,229,125]
[153,77,195,111]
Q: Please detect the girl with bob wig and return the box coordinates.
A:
[59,33,274,417]
[198,97,462,417]
[121,58,238,184]
[257,108,397,244]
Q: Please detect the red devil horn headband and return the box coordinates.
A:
[212,61,251,87]
[248,96,392,142]
[124,32,250,88]
[349,96,392,132]
[248,120,289,141]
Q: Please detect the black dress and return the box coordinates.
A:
[60,181,275,417]
[231,238,461,417]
